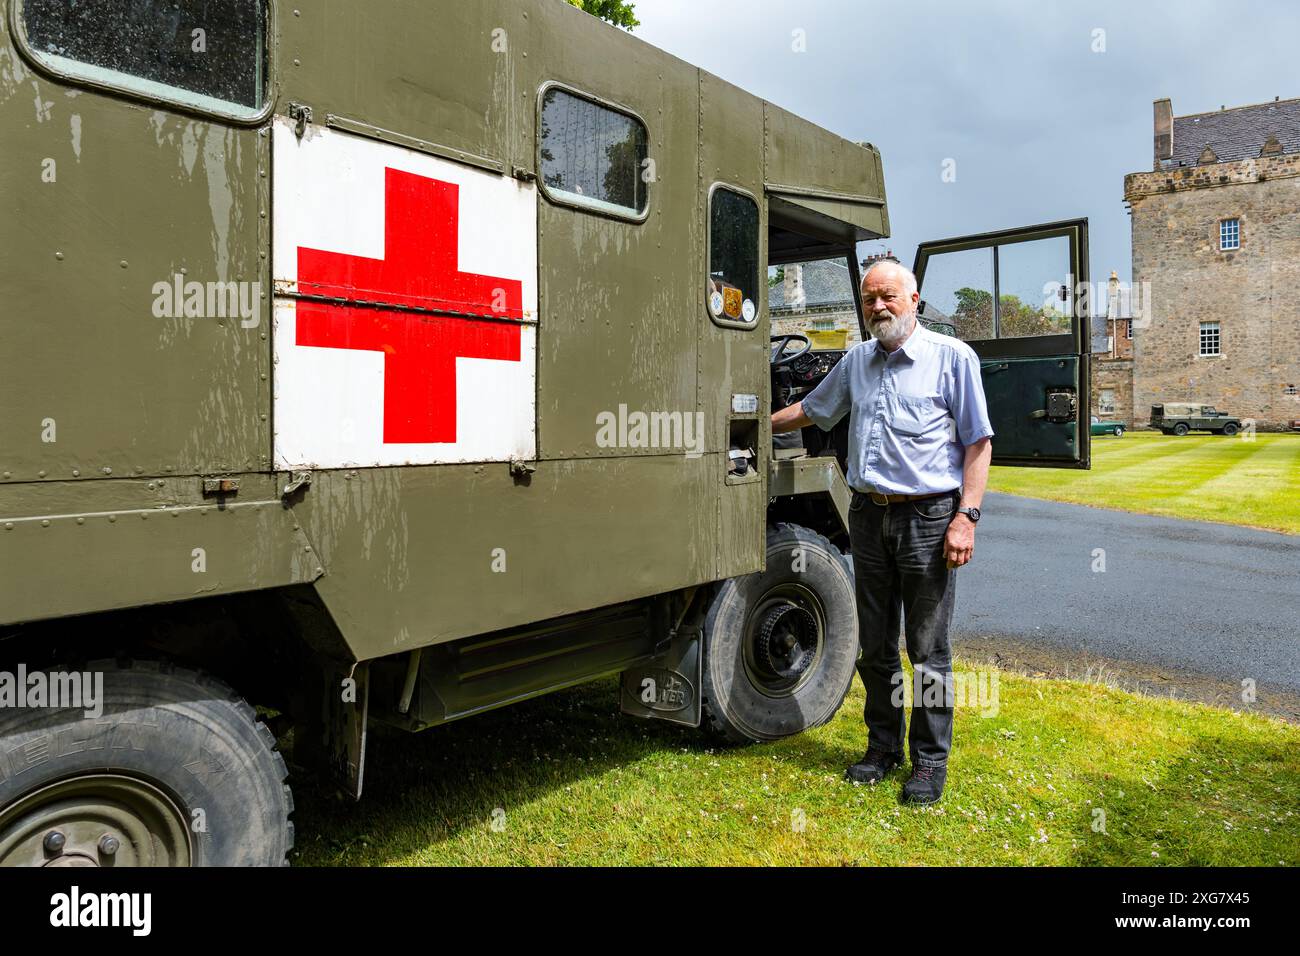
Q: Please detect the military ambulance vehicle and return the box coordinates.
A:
[0,0,1090,865]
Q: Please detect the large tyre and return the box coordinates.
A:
[0,660,293,866]
[1113,425,1125,438]
[1173,423,1190,436]
[1222,422,1239,436]
[700,523,858,743]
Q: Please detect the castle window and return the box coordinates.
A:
[1219,218,1240,251]
[1199,321,1221,356]
[1124,318,1132,339]
[1285,384,1298,396]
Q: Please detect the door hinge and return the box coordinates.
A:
[288,102,313,139]
[202,476,240,497]
[512,166,537,183]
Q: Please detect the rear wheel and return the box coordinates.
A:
[0,660,293,867]
[700,523,858,743]
[1173,423,1190,436]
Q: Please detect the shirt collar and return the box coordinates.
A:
[873,321,928,362]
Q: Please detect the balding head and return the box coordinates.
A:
[862,260,918,298]
[860,260,919,350]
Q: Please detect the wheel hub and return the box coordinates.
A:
[754,602,818,682]
[0,775,192,867]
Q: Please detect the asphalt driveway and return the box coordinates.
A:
[952,492,1300,710]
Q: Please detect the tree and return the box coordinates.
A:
[950,287,1068,339]
[952,287,993,339]
[566,0,640,30]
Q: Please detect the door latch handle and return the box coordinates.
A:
[282,470,312,498]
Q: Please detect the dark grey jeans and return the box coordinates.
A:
[848,487,960,768]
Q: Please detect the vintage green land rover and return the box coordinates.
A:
[0,0,1090,864]
[1150,403,1243,436]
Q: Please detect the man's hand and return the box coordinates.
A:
[944,513,976,568]
[945,436,990,568]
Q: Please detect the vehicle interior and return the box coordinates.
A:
[765,202,867,479]
[765,207,1093,488]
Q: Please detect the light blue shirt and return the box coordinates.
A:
[801,324,994,495]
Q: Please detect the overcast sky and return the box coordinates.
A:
[633,0,1300,286]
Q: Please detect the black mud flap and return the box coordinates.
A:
[619,626,702,728]
[297,659,369,801]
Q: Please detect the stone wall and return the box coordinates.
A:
[1125,153,1300,429]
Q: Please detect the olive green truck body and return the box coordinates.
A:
[0,0,1089,864]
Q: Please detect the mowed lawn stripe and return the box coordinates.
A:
[1179,436,1300,529]
[989,434,1300,534]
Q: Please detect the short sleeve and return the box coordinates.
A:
[950,349,995,446]
[801,353,853,431]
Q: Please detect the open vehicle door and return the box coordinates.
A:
[914,218,1091,469]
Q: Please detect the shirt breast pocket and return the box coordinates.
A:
[889,393,937,438]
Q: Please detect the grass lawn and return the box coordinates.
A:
[290,664,1300,866]
[987,432,1300,534]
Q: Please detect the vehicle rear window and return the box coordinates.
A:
[539,87,649,218]
[708,186,760,327]
[20,0,267,118]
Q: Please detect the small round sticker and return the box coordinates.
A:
[741,298,756,322]
[709,290,725,317]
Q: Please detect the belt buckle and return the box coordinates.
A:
[868,490,891,506]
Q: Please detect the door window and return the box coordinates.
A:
[916,228,1080,347]
[708,186,759,328]
[914,219,1090,469]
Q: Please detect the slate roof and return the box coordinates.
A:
[1162,97,1300,168]
[769,259,856,312]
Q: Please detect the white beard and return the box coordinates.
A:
[868,310,916,348]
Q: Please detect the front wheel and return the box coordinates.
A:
[0,661,293,866]
[1113,425,1125,438]
[1222,422,1239,436]
[700,523,859,743]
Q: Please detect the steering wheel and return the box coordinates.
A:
[770,333,812,367]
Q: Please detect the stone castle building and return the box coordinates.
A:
[1123,95,1300,430]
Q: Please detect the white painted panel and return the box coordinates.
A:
[272,118,537,468]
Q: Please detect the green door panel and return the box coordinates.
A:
[915,218,1091,469]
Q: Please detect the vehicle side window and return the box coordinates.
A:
[19,0,268,119]
[708,186,759,328]
[539,86,649,220]
[914,234,1075,341]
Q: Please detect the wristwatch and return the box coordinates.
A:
[956,506,981,523]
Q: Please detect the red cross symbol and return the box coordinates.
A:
[295,168,525,444]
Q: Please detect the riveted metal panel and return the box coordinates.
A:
[0,16,269,483]
[523,1,701,461]
[294,455,716,661]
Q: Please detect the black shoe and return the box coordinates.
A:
[845,748,903,784]
[901,764,947,804]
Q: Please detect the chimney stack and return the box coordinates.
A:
[1153,98,1173,168]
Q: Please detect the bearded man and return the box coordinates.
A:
[770,260,993,805]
